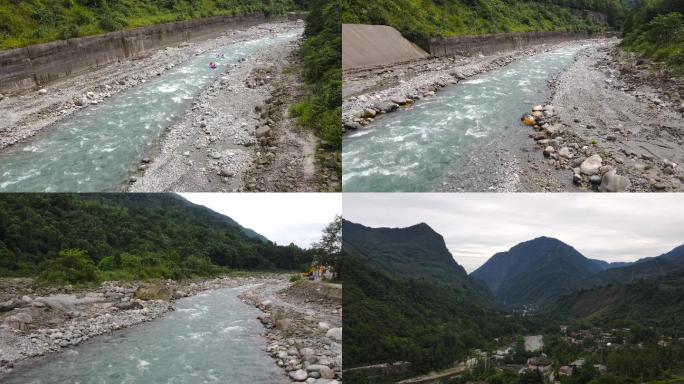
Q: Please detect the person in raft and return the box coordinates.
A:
[209,62,218,69]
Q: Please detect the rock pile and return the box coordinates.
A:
[242,281,342,384]
[343,55,517,133]
[521,104,632,192]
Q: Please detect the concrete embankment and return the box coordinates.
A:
[342,24,428,69]
[0,12,302,94]
[342,23,618,70]
[428,31,599,57]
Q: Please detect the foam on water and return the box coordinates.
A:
[343,45,583,191]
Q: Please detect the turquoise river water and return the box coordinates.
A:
[2,286,286,384]
[0,31,299,192]
[342,45,582,192]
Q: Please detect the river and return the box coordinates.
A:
[1,286,286,384]
[342,44,583,192]
[0,30,300,192]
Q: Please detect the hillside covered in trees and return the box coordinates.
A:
[0,0,305,50]
[291,0,342,176]
[341,0,623,46]
[0,194,311,283]
[621,0,684,72]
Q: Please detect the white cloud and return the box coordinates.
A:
[180,193,341,248]
[343,193,684,272]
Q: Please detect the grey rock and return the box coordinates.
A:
[289,369,308,381]
[580,154,602,175]
[256,126,271,138]
[325,327,342,341]
[599,171,631,192]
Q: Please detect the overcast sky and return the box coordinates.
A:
[180,193,341,248]
[343,193,684,273]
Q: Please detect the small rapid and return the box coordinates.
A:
[342,45,582,192]
[0,30,300,192]
[1,286,286,384]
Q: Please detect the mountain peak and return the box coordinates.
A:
[471,237,601,305]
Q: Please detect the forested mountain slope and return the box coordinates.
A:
[342,220,490,300]
[621,0,684,72]
[549,269,684,331]
[341,0,622,45]
[471,237,604,306]
[343,253,543,379]
[0,0,304,50]
[0,194,310,280]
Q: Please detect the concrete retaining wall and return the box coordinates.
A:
[428,31,600,57]
[0,13,302,94]
[342,24,428,70]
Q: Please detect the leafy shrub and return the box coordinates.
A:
[39,248,98,284]
[289,274,302,282]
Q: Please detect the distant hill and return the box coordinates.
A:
[0,194,309,279]
[342,220,491,301]
[471,237,603,306]
[585,244,684,287]
[548,269,684,329]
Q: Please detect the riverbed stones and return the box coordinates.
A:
[580,154,603,175]
[390,96,408,105]
[256,126,271,138]
[325,327,342,341]
[543,146,555,157]
[362,108,376,118]
[289,369,308,381]
[135,284,171,301]
[38,89,48,95]
[558,147,572,159]
[599,171,631,192]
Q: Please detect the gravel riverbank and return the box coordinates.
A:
[242,280,343,384]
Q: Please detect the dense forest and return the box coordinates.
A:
[341,0,622,46]
[0,0,306,50]
[290,0,342,179]
[548,269,684,334]
[343,253,548,381]
[621,0,684,72]
[0,194,312,283]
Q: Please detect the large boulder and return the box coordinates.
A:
[3,312,33,331]
[580,154,603,175]
[289,369,308,381]
[326,327,342,341]
[135,283,171,301]
[599,171,631,192]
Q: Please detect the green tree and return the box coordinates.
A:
[40,248,98,284]
[311,214,341,276]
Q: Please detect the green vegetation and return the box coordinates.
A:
[548,269,684,334]
[622,0,684,73]
[0,194,312,283]
[343,253,545,380]
[341,0,623,47]
[290,0,341,184]
[0,0,302,50]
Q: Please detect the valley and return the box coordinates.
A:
[342,194,684,384]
